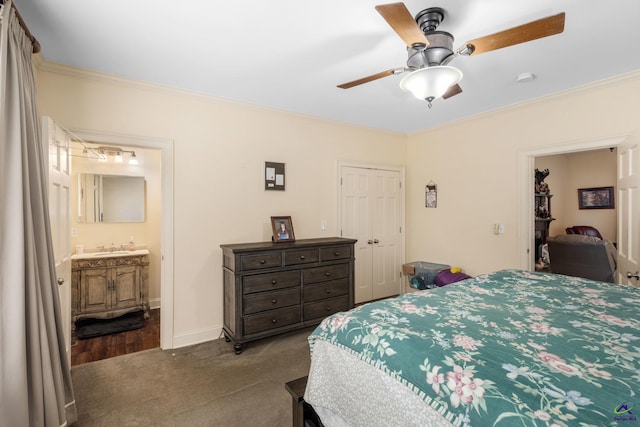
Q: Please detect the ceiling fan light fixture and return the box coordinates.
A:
[399,65,463,103]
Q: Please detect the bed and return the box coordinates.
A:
[304,269,640,426]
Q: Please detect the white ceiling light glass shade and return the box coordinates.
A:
[400,66,463,103]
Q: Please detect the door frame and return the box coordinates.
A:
[337,160,406,295]
[70,129,175,349]
[518,135,629,271]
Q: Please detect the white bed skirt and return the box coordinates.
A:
[304,339,455,427]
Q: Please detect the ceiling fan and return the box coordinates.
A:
[338,2,565,106]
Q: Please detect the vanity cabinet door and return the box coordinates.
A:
[112,265,142,310]
[71,253,150,325]
[79,268,111,314]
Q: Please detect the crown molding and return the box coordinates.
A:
[35,60,406,137]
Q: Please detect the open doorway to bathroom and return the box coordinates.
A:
[66,130,174,365]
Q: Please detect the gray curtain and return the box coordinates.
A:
[0,1,77,425]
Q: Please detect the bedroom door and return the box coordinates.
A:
[44,116,73,363]
[340,165,403,303]
[616,139,640,286]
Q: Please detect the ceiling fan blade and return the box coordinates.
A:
[442,84,462,100]
[375,3,429,47]
[460,12,565,56]
[338,69,398,89]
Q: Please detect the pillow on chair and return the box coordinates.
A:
[565,225,603,240]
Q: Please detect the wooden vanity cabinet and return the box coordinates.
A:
[71,253,150,329]
[221,237,356,354]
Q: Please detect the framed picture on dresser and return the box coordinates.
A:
[270,216,295,242]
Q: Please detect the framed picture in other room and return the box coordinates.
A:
[578,186,614,209]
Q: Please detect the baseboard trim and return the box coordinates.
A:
[172,326,223,349]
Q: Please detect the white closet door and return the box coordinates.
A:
[341,165,402,303]
[370,169,402,300]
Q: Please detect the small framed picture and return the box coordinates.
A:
[270,216,295,242]
[425,182,437,208]
[578,186,615,209]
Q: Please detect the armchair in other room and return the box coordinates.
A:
[565,225,603,240]
[547,234,617,283]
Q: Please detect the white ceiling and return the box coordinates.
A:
[16,0,640,134]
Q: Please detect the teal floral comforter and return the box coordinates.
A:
[309,269,640,426]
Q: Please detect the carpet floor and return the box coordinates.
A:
[71,327,314,426]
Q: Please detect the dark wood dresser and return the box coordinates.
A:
[220,237,356,354]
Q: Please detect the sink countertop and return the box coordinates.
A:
[71,248,150,260]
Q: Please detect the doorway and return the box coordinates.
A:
[69,129,174,358]
[518,135,627,272]
[533,149,617,269]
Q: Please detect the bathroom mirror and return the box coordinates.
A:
[78,174,145,223]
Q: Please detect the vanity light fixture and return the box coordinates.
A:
[94,146,138,164]
[128,152,139,165]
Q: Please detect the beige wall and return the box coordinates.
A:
[36,62,640,347]
[536,149,617,242]
[406,72,640,276]
[36,63,406,346]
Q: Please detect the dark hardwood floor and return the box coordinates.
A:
[71,308,160,366]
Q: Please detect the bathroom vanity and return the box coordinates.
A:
[71,249,150,333]
[220,237,356,354]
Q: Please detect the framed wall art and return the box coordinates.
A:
[578,186,614,209]
[270,216,295,242]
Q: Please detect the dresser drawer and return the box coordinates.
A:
[240,252,282,271]
[244,306,301,335]
[304,279,350,302]
[243,270,300,294]
[304,263,350,284]
[320,245,352,261]
[304,295,350,322]
[243,288,300,315]
[284,248,319,266]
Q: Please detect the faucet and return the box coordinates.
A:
[111,243,115,252]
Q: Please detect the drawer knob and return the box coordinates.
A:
[300,255,305,260]
[272,299,277,304]
[260,260,266,264]
[272,319,277,323]
[325,306,331,311]
[325,272,331,277]
[334,252,340,256]
[271,280,277,285]
[325,289,332,294]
